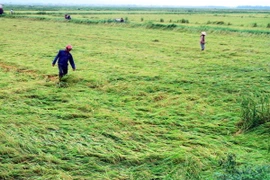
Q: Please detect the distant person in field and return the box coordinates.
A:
[200,32,206,51]
[0,4,3,15]
[52,45,76,81]
[115,18,124,22]
[65,14,71,20]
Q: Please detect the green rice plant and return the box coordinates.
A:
[144,22,177,30]
[36,11,46,15]
[252,22,258,27]
[219,153,237,174]
[238,92,270,131]
[216,21,225,25]
[177,19,189,23]
[267,23,270,28]
[206,21,225,25]
[182,156,202,180]
[215,154,270,180]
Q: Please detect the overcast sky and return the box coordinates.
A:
[1,0,270,7]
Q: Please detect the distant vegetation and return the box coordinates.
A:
[237,6,270,9]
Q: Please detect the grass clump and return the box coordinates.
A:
[145,22,177,29]
[215,153,270,180]
[207,20,226,25]
[177,19,189,23]
[252,22,258,27]
[238,92,270,132]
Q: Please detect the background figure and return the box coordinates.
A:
[0,4,4,14]
[52,45,76,81]
[200,32,206,51]
[65,14,71,20]
[115,18,124,22]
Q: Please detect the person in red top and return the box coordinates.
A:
[200,32,206,51]
[52,45,76,81]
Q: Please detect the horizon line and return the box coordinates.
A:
[1,3,270,8]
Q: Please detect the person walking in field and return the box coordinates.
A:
[200,32,206,51]
[52,45,76,81]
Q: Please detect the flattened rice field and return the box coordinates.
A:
[0,7,269,179]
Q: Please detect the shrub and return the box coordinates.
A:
[267,23,270,28]
[238,92,270,131]
[141,17,144,22]
[160,18,164,22]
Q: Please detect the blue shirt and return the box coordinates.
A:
[52,50,76,69]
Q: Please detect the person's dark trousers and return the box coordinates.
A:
[58,64,68,80]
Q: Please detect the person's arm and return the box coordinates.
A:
[69,54,76,70]
[52,51,60,66]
